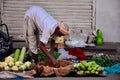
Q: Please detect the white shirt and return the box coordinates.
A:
[25,6,58,44]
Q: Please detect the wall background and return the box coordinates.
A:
[0,0,1,25]
[0,0,120,42]
[96,0,120,42]
[1,0,95,41]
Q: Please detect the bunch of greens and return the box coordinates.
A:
[38,50,61,61]
[87,56,117,67]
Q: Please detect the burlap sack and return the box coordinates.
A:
[37,60,74,77]
[54,65,74,76]
[36,60,54,76]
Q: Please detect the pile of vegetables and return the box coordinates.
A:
[38,50,61,60]
[74,60,104,75]
[0,46,33,72]
[0,56,32,71]
[87,56,116,67]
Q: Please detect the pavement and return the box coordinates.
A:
[1,74,120,80]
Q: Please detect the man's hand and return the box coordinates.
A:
[39,41,60,68]
[51,58,60,68]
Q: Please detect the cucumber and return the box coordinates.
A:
[14,49,21,62]
[19,46,26,62]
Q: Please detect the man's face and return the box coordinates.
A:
[55,27,64,37]
[57,29,64,37]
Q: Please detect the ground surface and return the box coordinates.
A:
[1,74,120,80]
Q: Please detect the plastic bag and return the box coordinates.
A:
[57,48,77,60]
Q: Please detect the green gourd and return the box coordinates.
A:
[19,47,26,62]
[14,49,21,62]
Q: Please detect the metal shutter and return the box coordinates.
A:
[1,0,96,41]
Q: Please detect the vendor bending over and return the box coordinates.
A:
[23,6,69,67]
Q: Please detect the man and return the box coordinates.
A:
[23,6,69,67]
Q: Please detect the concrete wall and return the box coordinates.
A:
[96,0,120,42]
[0,0,1,25]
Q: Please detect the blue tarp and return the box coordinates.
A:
[104,63,120,74]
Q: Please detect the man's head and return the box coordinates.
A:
[55,21,69,36]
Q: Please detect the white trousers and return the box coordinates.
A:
[23,16,39,54]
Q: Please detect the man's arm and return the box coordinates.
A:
[39,41,59,67]
[39,41,54,60]
[49,39,56,57]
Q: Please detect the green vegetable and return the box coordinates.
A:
[73,60,104,75]
[81,60,87,66]
[38,50,61,60]
[88,56,116,67]
[19,65,26,71]
[19,47,26,62]
[38,50,48,60]
[79,63,85,70]
[14,49,21,62]
[53,51,61,59]
[78,71,84,74]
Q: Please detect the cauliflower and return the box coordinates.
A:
[15,61,23,67]
[12,66,18,71]
[8,62,14,67]
[19,65,26,71]
[2,62,7,67]
[5,56,14,63]
[0,62,4,68]
[24,61,32,69]
[4,66,11,71]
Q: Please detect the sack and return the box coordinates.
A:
[0,31,12,59]
[37,60,74,77]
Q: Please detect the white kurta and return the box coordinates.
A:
[24,6,58,54]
